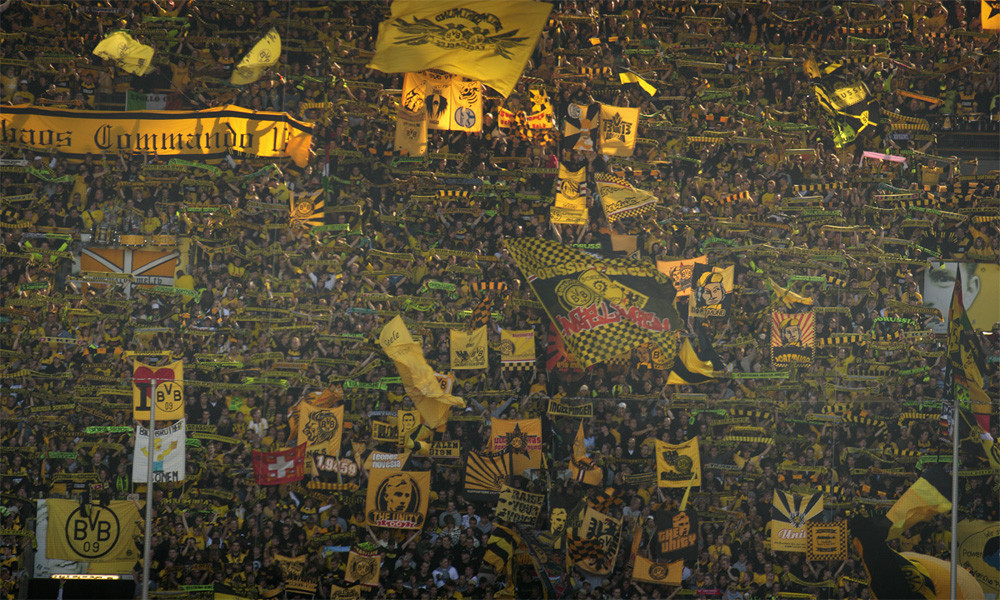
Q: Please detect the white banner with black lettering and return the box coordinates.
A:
[133,418,186,483]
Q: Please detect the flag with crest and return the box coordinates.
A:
[231,28,281,85]
[598,104,638,156]
[594,173,658,223]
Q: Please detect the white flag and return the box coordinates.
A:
[133,418,186,483]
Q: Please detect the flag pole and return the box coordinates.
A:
[141,380,157,600]
[950,392,959,600]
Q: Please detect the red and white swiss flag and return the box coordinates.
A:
[252,444,306,486]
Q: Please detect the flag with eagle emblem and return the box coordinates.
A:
[368,0,553,98]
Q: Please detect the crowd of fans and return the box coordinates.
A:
[1,1,998,599]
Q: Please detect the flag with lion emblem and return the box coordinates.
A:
[298,403,344,473]
[368,0,553,98]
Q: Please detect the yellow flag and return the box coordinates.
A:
[365,470,431,529]
[619,71,657,96]
[394,105,427,156]
[500,329,535,370]
[450,326,488,369]
[555,165,587,210]
[599,104,639,157]
[132,359,184,421]
[297,403,344,463]
[655,437,701,488]
[491,418,543,475]
[46,499,142,562]
[570,422,603,485]
[982,0,1000,30]
[288,189,324,229]
[632,556,683,585]
[231,28,281,85]
[346,547,382,587]
[403,71,483,133]
[93,31,155,76]
[379,315,465,429]
[368,0,553,98]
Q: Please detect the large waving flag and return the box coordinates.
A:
[885,466,952,540]
[947,267,991,430]
[93,31,155,76]
[231,28,281,85]
[379,315,466,429]
[595,172,658,222]
[506,238,682,368]
[368,0,552,98]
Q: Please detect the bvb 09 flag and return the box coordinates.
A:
[132,359,184,421]
[655,438,701,488]
[491,418,543,475]
[770,491,824,552]
[365,470,430,529]
[506,238,682,368]
[599,104,639,157]
[46,499,141,562]
[133,418,186,483]
[93,31,155,76]
[231,28,281,85]
[368,0,553,98]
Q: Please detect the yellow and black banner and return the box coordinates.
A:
[563,102,600,152]
[771,311,816,368]
[231,28,281,85]
[982,0,1000,30]
[402,71,482,133]
[394,104,427,156]
[655,437,701,488]
[599,104,639,157]
[652,510,698,562]
[656,255,708,297]
[807,520,848,561]
[93,31,154,76]
[464,451,509,495]
[500,329,535,370]
[770,491,824,552]
[379,316,466,429]
[632,556,683,586]
[46,499,141,562]
[368,0,553,98]
[690,264,734,319]
[506,238,682,368]
[552,165,588,226]
[491,419,542,475]
[547,399,593,418]
[1,104,313,166]
[297,403,344,470]
[495,484,545,524]
[132,359,184,421]
[595,172,657,223]
[345,547,382,587]
[569,507,621,575]
[450,326,488,370]
[365,470,430,529]
[957,518,999,594]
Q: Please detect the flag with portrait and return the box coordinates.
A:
[771,311,816,368]
[364,470,430,529]
[656,255,708,297]
[689,263,734,319]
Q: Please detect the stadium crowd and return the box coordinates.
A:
[1,1,998,599]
